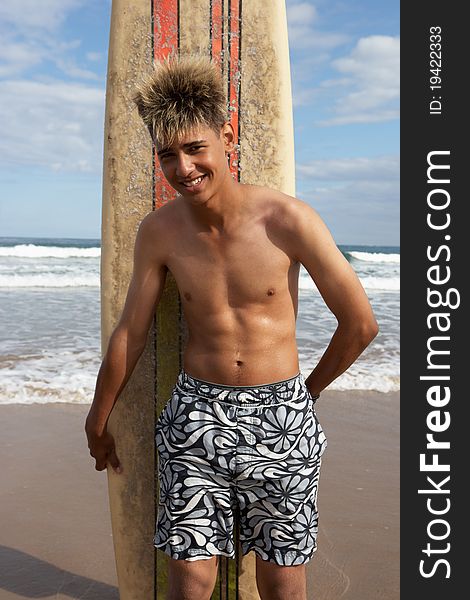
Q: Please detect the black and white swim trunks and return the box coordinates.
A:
[154,369,327,566]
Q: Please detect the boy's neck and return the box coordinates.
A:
[185,174,246,233]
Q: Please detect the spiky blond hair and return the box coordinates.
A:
[134,54,228,146]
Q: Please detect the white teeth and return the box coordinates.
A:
[184,176,204,187]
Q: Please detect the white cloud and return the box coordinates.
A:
[286,0,349,50]
[299,178,399,245]
[0,35,45,76]
[297,155,399,181]
[0,1,104,83]
[288,1,317,26]
[0,0,84,32]
[54,57,100,80]
[86,52,102,62]
[292,87,318,108]
[296,155,399,244]
[286,2,350,106]
[0,79,105,172]
[318,35,400,125]
[290,52,332,107]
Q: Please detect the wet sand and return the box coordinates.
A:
[0,391,399,599]
[309,391,399,599]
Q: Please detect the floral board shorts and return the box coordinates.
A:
[154,369,327,566]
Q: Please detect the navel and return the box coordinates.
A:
[267,288,275,296]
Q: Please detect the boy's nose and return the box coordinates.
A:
[175,154,194,177]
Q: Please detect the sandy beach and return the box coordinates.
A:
[0,390,399,600]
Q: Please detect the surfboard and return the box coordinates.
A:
[101,1,295,598]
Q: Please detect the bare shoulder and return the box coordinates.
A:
[248,185,332,261]
[135,199,183,263]
[246,185,318,222]
[139,198,182,230]
[271,188,320,224]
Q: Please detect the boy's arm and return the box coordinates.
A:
[284,198,379,396]
[85,213,168,472]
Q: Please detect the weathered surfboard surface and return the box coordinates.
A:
[102,1,294,598]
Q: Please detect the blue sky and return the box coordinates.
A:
[0,0,399,245]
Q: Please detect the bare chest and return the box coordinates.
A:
[166,224,297,308]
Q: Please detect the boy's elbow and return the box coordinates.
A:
[108,323,146,359]
[338,314,379,347]
[359,317,379,345]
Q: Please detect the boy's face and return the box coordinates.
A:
[155,123,234,200]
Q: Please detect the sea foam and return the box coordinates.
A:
[348,251,400,264]
[0,244,101,259]
[0,273,100,288]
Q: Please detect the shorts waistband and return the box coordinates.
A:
[176,369,306,406]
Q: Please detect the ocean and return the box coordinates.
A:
[0,237,399,404]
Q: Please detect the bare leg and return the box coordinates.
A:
[255,554,308,600]
[167,555,219,600]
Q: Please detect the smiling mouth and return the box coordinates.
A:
[181,175,207,188]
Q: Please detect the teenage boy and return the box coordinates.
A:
[86,55,378,600]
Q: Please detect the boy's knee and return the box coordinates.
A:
[256,558,307,600]
[167,556,218,600]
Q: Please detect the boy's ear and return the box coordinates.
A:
[221,122,235,154]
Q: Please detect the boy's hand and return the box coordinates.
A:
[86,425,122,474]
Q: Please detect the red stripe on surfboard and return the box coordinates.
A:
[152,0,179,208]
[212,0,240,181]
[153,0,178,60]
[228,0,240,181]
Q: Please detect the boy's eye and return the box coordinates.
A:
[159,145,204,159]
